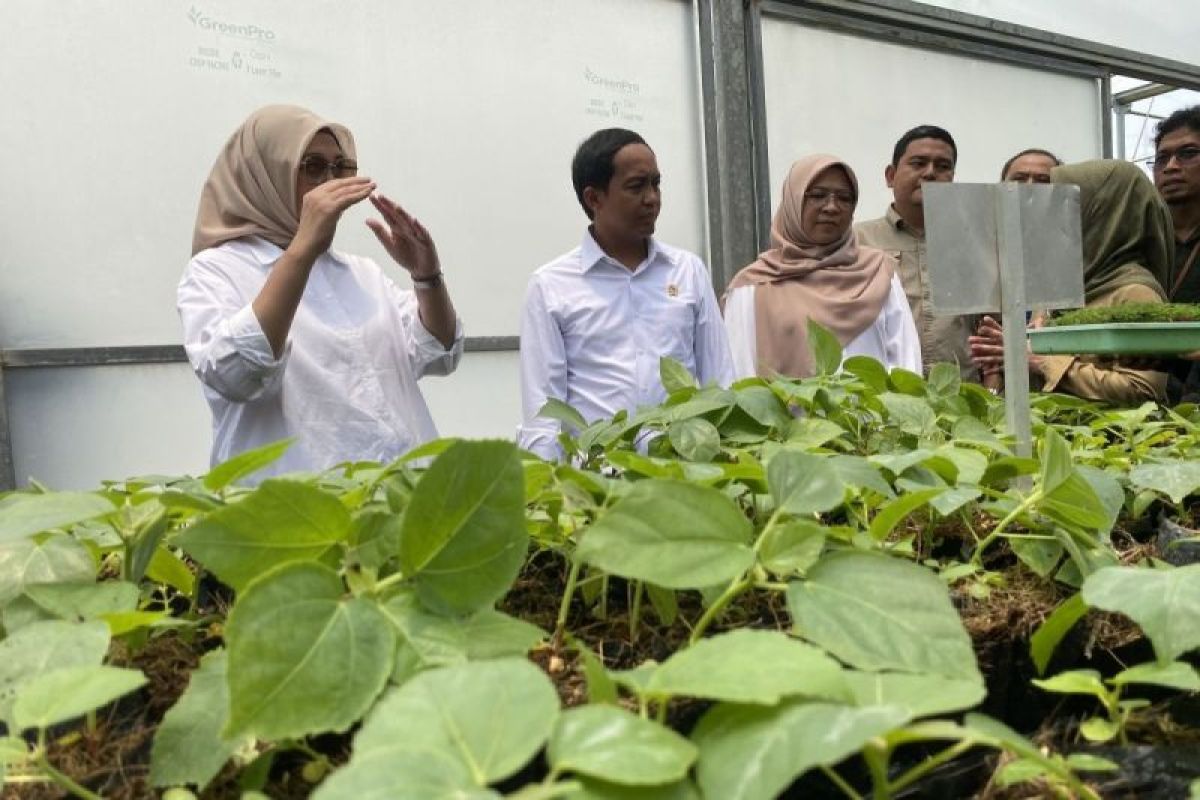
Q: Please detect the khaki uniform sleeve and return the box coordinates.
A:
[1039,284,1168,404]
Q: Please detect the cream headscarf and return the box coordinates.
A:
[191,105,356,256]
[725,154,894,379]
[1050,160,1172,303]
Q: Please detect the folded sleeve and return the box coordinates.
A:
[722,285,759,380]
[177,259,288,403]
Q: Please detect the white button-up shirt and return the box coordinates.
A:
[178,236,463,480]
[723,274,922,379]
[518,231,734,460]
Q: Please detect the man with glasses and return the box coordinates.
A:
[1152,106,1200,302]
[1150,106,1200,403]
[856,125,979,381]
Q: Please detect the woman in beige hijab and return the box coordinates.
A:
[724,154,921,379]
[969,160,1170,405]
[178,105,463,480]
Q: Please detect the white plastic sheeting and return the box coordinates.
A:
[760,19,1104,221]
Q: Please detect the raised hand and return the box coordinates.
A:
[290,176,376,261]
[365,194,441,279]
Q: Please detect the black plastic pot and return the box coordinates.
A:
[1156,513,1200,566]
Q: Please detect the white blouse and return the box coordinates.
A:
[178,236,463,480]
[723,274,921,379]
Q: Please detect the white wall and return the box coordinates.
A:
[760,18,1104,221]
[917,0,1200,69]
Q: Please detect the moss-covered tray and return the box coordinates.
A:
[1029,322,1200,355]
[1030,304,1200,355]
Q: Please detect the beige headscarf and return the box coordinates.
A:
[725,154,894,378]
[1050,160,1172,303]
[191,105,356,256]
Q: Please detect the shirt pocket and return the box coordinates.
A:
[655,298,696,360]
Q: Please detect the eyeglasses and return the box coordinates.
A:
[803,189,856,207]
[298,155,359,181]
[1149,146,1200,170]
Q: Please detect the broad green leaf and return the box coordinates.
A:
[101,610,167,637]
[314,747,496,800]
[758,519,825,576]
[767,452,844,516]
[637,629,847,705]
[869,448,936,478]
[463,611,546,659]
[203,439,294,490]
[344,659,559,787]
[605,452,684,480]
[830,455,893,498]
[150,650,251,789]
[842,356,888,393]
[806,319,843,376]
[0,620,109,726]
[887,368,926,395]
[349,511,403,571]
[787,552,981,681]
[0,492,115,545]
[1129,461,1200,505]
[1082,565,1200,662]
[660,357,698,394]
[1077,465,1123,538]
[843,671,984,718]
[692,700,910,800]
[537,399,589,433]
[0,735,26,784]
[1110,661,1200,692]
[224,562,396,740]
[565,777,699,800]
[665,389,736,422]
[576,644,619,705]
[785,418,847,450]
[646,583,679,625]
[145,547,196,595]
[1039,471,1109,532]
[1039,427,1074,494]
[933,446,987,485]
[1030,593,1087,675]
[400,441,527,615]
[15,581,138,625]
[1031,669,1107,700]
[950,417,1011,455]
[927,485,980,517]
[127,503,169,584]
[1064,753,1120,772]
[1011,539,1064,579]
[0,533,94,605]
[734,386,791,428]
[395,437,463,465]
[878,393,937,437]
[12,665,146,732]
[926,363,962,398]
[867,488,943,541]
[1079,717,1119,743]
[176,479,351,592]
[548,705,696,785]
[668,418,721,462]
[576,480,753,589]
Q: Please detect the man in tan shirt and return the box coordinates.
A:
[856,125,980,381]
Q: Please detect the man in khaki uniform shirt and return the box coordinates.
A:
[856,125,979,382]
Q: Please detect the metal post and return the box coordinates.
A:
[696,0,765,290]
[0,366,15,491]
[1100,72,1114,158]
[995,184,1033,460]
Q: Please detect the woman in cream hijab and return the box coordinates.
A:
[724,154,921,379]
[178,105,463,480]
[969,160,1171,405]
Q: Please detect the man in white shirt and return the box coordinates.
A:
[518,128,734,460]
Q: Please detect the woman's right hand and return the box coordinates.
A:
[289,177,376,261]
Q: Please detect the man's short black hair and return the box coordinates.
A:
[572,128,648,219]
[891,125,957,166]
[1000,148,1063,179]
[1154,105,1200,150]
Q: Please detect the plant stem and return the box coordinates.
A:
[372,570,409,595]
[629,581,644,644]
[689,574,753,645]
[821,765,865,800]
[37,754,103,800]
[555,558,583,638]
[887,740,973,794]
[862,741,892,800]
[970,489,1043,566]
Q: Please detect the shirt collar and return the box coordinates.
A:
[579,228,666,273]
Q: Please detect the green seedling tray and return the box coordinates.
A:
[1029,322,1200,355]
